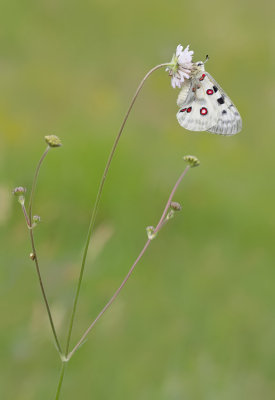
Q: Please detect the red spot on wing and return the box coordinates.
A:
[199,74,206,81]
[187,107,192,113]
[206,89,214,95]
[180,108,186,112]
[200,107,208,115]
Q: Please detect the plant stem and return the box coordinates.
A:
[26,147,63,355]
[66,165,190,360]
[28,146,50,219]
[65,62,170,356]
[21,203,31,227]
[29,229,63,355]
[55,362,66,400]
[154,166,190,234]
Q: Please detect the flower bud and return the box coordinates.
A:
[183,155,200,167]
[146,226,157,240]
[45,135,62,148]
[166,210,175,220]
[12,186,26,205]
[170,201,182,211]
[33,215,41,224]
[12,186,26,196]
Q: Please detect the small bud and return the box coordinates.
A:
[12,186,26,196]
[12,186,26,205]
[183,155,200,168]
[29,252,36,261]
[45,135,62,148]
[33,215,41,224]
[31,215,41,229]
[170,201,182,211]
[146,226,157,240]
[166,210,175,220]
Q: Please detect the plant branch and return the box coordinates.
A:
[25,147,63,355]
[154,166,190,234]
[28,146,50,219]
[29,229,63,355]
[66,164,190,360]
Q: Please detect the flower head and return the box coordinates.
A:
[183,155,200,168]
[12,186,26,196]
[45,135,62,148]
[166,44,194,88]
[12,186,26,205]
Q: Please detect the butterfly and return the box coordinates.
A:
[176,59,242,135]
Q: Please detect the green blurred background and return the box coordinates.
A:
[0,0,274,399]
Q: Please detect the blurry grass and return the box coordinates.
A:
[1,0,275,399]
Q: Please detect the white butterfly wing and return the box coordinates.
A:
[176,72,242,135]
[176,78,219,132]
[205,72,242,135]
[177,79,192,107]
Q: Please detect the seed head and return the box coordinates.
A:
[183,155,200,168]
[45,135,62,148]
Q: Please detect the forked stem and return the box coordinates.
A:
[65,62,170,356]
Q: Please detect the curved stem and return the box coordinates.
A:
[25,146,63,354]
[29,229,63,355]
[67,165,190,360]
[28,146,50,220]
[65,62,170,356]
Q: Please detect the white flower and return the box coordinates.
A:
[166,44,194,88]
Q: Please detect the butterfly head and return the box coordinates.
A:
[191,62,205,78]
[191,56,209,77]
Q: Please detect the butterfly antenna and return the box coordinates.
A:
[204,55,209,64]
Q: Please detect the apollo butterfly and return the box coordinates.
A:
[177,60,242,135]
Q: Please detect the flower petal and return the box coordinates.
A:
[167,43,194,89]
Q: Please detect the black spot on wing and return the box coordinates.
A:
[213,86,218,93]
[222,110,227,114]
[217,97,225,105]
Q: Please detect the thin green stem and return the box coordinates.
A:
[29,229,63,355]
[25,146,63,355]
[65,62,170,356]
[21,203,31,228]
[154,166,190,234]
[28,146,50,220]
[55,362,66,400]
[67,165,190,360]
